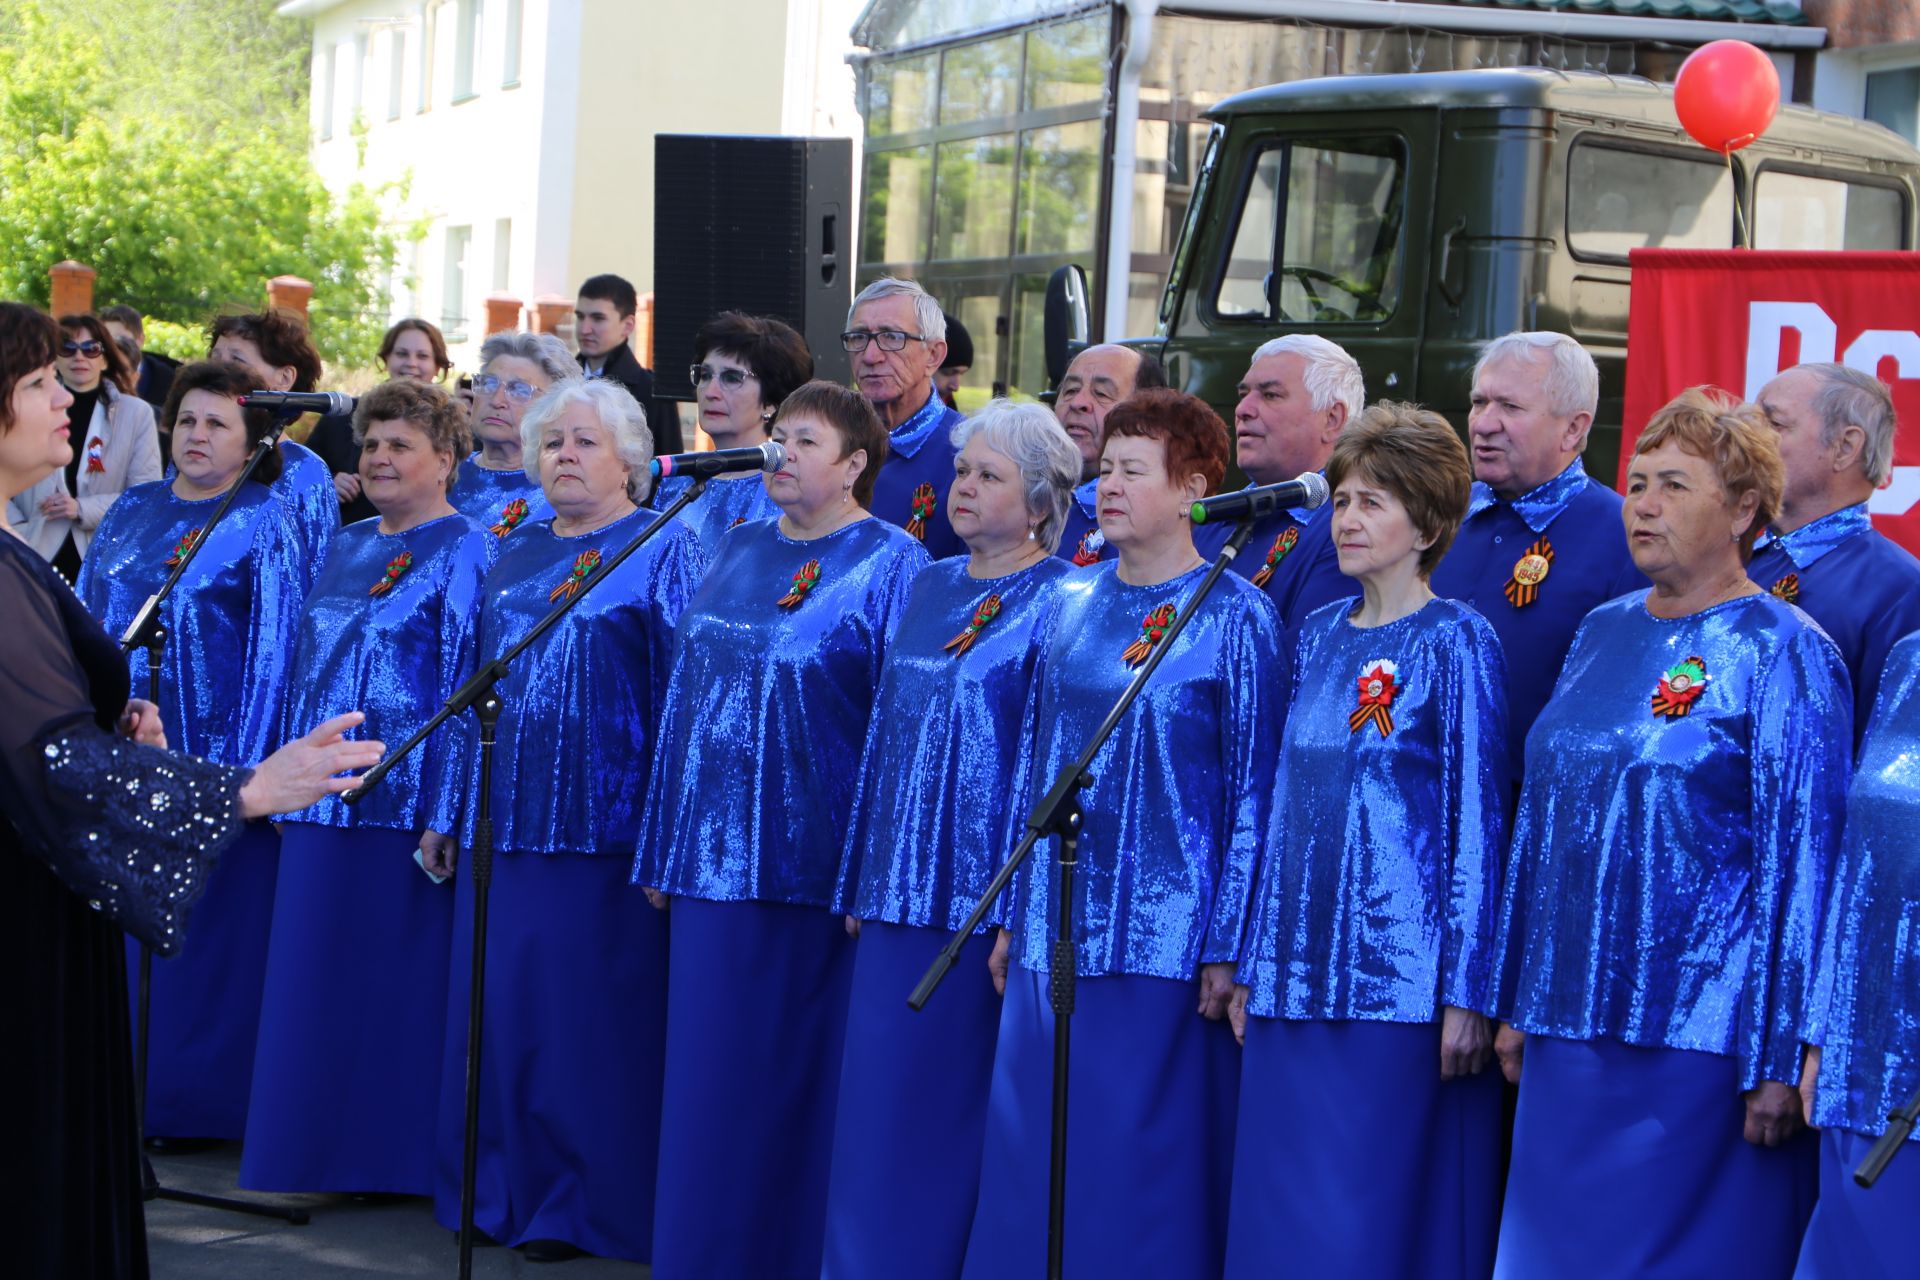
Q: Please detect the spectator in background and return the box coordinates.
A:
[1051,343,1170,566]
[844,276,967,559]
[208,310,342,586]
[935,312,973,411]
[8,314,161,583]
[308,318,454,527]
[101,303,178,413]
[575,273,682,456]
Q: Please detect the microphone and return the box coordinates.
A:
[650,441,786,479]
[1189,472,1330,524]
[240,390,357,415]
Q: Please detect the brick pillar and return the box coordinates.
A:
[530,294,572,338]
[484,294,523,334]
[48,261,97,317]
[636,291,655,367]
[267,275,314,319]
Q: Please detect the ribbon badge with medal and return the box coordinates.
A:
[1503,538,1553,608]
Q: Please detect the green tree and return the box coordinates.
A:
[0,0,411,374]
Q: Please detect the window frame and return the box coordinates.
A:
[1748,159,1912,253]
[1564,136,1741,266]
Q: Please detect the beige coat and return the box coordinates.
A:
[7,386,162,562]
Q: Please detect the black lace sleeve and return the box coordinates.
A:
[0,537,251,955]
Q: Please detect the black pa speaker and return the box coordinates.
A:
[653,135,852,401]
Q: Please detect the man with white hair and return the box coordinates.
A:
[843,277,966,558]
[1224,335,1365,635]
[1751,362,1920,746]
[1431,332,1645,772]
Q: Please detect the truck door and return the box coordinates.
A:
[1164,110,1440,428]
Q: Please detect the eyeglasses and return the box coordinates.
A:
[691,365,759,389]
[475,372,539,402]
[840,329,925,354]
[61,340,105,357]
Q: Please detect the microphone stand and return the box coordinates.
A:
[342,475,709,1280]
[120,434,311,1225]
[910,518,1258,1280]
[1853,1076,1920,1188]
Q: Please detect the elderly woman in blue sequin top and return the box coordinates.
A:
[638,380,928,1280]
[824,399,1078,1277]
[1224,401,1510,1279]
[77,358,307,1144]
[1793,630,1920,1279]
[962,388,1284,1280]
[243,380,490,1198]
[1490,387,1852,1279]
[428,378,705,1265]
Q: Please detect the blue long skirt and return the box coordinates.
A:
[1496,1035,1814,1279]
[127,822,279,1138]
[1794,1126,1920,1279]
[823,921,1000,1280]
[962,966,1240,1280]
[651,896,855,1280]
[1225,1017,1501,1279]
[241,824,453,1193]
[429,849,667,1262]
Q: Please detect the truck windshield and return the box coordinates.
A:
[1213,136,1405,325]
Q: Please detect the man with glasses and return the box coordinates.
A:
[574,273,682,455]
[842,277,966,559]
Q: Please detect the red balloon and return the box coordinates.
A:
[1674,40,1780,155]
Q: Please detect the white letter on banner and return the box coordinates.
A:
[1846,331,1920,519]
[1746,302,1838,398]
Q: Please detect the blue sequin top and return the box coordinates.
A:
[1004,562,1285,981]
[461,508,706,857]
[1808,632,1920,1139]
[653,472,783,555]
[837,556,1071,930]
[449,454,553,546]
[278,514,492,833]
[276,439,341,589]
[1492,591,1853,1089]
[76,480,305,767]
[639,516,930,906]
[1239,597,1511,1023]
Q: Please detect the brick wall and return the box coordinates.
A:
[1803,0,1920,48]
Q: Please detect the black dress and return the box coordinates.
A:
[304,412,378,525]
[0,533,249,1278]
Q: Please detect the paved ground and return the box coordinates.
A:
[146,1145,649,1278]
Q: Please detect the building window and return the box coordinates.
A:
[443,225,472,341]
[493,218,512,291]
[416,8,432,112]
[454,0,484,103]
[503,0,523,87]
[352,32,369,120]
[388,30,406,121]
[318,43,336,140]
[1866,67,1920,148]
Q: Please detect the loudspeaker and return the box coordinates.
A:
[653,135,853,401]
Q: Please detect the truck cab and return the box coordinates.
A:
[1131,68,1920,480]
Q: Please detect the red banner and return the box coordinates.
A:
[1622,249,1920,556]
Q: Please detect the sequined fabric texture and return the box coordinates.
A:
[639,517,929,906]
[653,472,783,555]
[449,454,553,544]
[278,514,491,832]
[1492,592,1853,1089]
[1004,563,1284,981]
[1238,597,1511,1023]
[837,556,1070,929]
[1809,631,1920,1139]
[76,480,304,767]
[275,439,342,590]
[461,507,706,857]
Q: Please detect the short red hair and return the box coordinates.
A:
[1102,388,1231,496]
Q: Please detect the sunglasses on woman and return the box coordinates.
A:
[62,340,105,357]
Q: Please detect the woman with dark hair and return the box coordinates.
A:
[8,313,161,582]
[207,310,341,582]
[1225,403,1509,1279]
[242,380,488,1197]
[654,311,813,551]
[639,380,928,1279]
[1490,388,1851,1277]
[0,301,382,1277]
[308,319,455,527]
[962,388,1284,1279]
[77,359,309,1145]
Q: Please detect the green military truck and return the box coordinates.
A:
[1064,68,1920,481]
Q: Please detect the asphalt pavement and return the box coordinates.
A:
[146,1144,650,1278]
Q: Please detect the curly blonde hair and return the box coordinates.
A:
[1632,386,1783,560]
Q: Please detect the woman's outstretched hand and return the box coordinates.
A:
[238,711,385,819]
